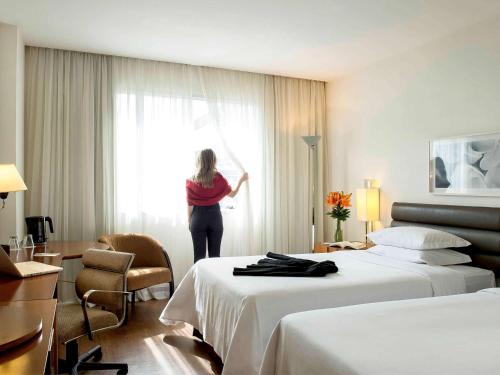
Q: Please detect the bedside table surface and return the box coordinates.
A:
[314,242,374,253]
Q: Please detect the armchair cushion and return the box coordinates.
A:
[127,267,172,292]
[57,304,118,344]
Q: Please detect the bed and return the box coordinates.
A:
[260,288,500,375]
[160,203,500,375]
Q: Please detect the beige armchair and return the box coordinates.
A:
[97,234,174,306]
[57,249,134,374]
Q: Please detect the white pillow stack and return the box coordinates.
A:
[367,226,472,266]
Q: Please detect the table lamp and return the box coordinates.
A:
[356,180,380,243]
[0,164,27,209]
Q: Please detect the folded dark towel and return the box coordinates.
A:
[233,252,338,277]
[258,252,317,267]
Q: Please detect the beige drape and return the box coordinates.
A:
[264,76,327,253]
[24,47,327,285]
[24,47,114,240]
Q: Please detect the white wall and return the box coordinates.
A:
[326,16,500,241]
[0,22,25,242]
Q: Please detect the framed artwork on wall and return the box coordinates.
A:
[429,132,500,196]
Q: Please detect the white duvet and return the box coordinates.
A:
[260,288,500,375]
[160,251,467,375]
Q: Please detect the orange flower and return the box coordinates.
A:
[326,191,352,207]
[326,191,341,206]
[340,193,352,208]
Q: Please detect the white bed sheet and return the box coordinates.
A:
[260,288,500,375]
[447,265,495,292]
[160,251,468,375]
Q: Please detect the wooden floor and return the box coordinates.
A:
[74,299,223,375]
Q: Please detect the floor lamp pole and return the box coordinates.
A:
[302,135,321,251]
[312,144,318,249]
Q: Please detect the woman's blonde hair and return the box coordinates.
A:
[193,149,217,188]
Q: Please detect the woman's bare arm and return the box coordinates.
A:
[227,172,249,198]
[187,205,193,223]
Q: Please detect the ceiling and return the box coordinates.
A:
[1,0,500,81]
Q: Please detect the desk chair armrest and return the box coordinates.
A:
[81,289,131,340]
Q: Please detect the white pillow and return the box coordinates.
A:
[367,226,471,250]
[368,245,472,266]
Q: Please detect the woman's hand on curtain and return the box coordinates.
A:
[228,172,249,198]
[240,172,249,183]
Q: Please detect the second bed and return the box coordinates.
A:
[260,288,500,374]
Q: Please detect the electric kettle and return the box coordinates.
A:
[25,216,54,244]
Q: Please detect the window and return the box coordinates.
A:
[115,93,246,219]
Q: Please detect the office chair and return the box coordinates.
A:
[57,249,134,375]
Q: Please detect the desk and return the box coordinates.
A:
[0,250,61,374]
[0,299,57,375]
[0,241,108,374]
[0,241,109,374]
[36,240,110,260]
[0,253,62,302]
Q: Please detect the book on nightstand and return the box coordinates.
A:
[323,241,367,250]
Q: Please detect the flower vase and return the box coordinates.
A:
[335,220,343,242]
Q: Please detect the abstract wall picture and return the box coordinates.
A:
[430,132,500,196]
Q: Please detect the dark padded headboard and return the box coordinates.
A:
[391,202,500,276]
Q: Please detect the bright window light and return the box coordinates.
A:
[115,93,260,221]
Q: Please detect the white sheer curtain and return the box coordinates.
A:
[112,58,268,286]
[24,47,327,299]
[200,67,267,260]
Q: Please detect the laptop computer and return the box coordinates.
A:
[0,246,63,278]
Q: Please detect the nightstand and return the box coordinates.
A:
[313,242,373,253]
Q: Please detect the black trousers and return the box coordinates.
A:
[190,204,223,263]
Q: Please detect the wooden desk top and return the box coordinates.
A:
[36,240,109,260]
[0,251,62,302]
[0,272,59,302]
[0,306,43,352]
[0,240,109,302]
[0,299,56,375]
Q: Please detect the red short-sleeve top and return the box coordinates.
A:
[186,172,232,206]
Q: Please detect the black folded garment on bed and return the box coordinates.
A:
[233,252,338,277]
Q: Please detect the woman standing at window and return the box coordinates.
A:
[186,149,248,263]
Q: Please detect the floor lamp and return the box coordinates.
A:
[302,135,321,250]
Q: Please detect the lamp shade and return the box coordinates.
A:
[302,135,321,148]
[356,188,379,222]
[0,164,27,193]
